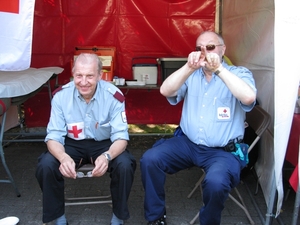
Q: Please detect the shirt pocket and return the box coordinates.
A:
[91,121,111,141]
[214,97,233,122]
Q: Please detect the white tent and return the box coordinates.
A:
[221,0,300,223]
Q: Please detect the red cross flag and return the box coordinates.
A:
[0,0,35,71]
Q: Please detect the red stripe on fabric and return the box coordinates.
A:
[52,86,63,96]
[0,99,7,116]
[0,0,20,14]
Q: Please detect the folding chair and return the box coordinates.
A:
[187,105,271,225]
[65,164,112,206]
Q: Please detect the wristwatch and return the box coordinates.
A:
[214,65,224,75]
[102,152,112,161]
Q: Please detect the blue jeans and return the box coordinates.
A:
[140,135,242,225]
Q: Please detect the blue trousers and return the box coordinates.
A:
[36,137,136,223]
[140,135,243,225]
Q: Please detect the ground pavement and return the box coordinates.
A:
[0,135,297,225]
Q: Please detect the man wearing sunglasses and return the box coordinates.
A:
[35,53,136,225]
[140,31,257,225]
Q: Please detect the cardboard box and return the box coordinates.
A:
[158,57,187,81]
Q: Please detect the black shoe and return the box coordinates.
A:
[147,214,167,225]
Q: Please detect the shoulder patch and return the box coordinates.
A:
[52,86,63,96]
[113,91,125,103]
[107,87,125,103]
[52,83,71,96]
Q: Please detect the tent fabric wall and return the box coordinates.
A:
[223,0,300,219]
[31,0,215,83]
[274,0,300,217]
[222,0,276,216]
[24,0,216,126]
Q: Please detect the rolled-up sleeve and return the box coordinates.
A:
[45,94,67,145]
[167,83,187,105]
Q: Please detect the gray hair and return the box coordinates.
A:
[199,31,225,45]
[72,53,103,74]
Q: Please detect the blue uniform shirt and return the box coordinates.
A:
[167,62,256,147]
[45,80,129,145]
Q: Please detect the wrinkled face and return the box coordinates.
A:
[72,57,101,101]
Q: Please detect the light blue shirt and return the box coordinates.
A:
[45,80,129,145]
[167,62,256,147]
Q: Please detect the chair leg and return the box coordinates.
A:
[187,173,205,198]
[65,195,112,206]
[229,188,255,225]
[0,149,21,197]
[65,164,112,206]
[188,169,256,225]
[189,212,199,225]
[0,112,21,197]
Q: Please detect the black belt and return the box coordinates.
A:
[224,138,243,152]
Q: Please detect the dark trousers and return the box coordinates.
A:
[36,137,136,223]
[140,135,243,225]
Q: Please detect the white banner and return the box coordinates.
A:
[0,0,35,71]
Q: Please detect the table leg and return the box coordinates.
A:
[0,112,21,197]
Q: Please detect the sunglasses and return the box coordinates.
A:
[76,171,93,178]
[76,157,94,178]
[195,44,223,51]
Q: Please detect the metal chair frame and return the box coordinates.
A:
[187,105,271,225]
[65,164,112,206]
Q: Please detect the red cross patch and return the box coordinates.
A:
[67,122,85,140]
[217,107,231,120]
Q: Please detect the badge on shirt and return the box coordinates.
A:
[121,111,127,123]
[67,122,85,140]
[217,107,231,120]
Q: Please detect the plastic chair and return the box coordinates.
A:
[187,105,271,225]
[65,164,112,206]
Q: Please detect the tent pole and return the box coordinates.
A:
[265,173,277,225]
[215,0,222,34]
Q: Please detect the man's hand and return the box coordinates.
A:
[189,46,221,72]
[59,154,76,179]
[92,154,109,177]
[187,50,203,69]
[204,52,221,72]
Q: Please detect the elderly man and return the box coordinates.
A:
[140,31,257,225]
[36,53,136,225]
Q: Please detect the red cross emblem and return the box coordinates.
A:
[68,125,83,138]
[223,109,227,113]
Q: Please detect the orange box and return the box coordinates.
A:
[73,46,116,81]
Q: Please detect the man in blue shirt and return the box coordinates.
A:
[36,53,136,225]
[140,31,257,225]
